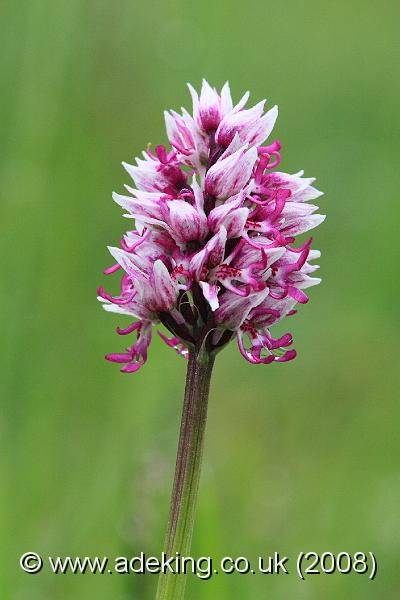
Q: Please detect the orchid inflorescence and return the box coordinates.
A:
[98,80,325,373]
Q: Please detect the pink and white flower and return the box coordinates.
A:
[99,80,325,372]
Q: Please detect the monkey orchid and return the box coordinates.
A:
[98,80,324,599]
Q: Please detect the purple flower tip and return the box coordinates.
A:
[99,80,324,372]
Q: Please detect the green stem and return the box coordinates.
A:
[156,344,215,600]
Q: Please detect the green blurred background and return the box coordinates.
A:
[1,0,399,598]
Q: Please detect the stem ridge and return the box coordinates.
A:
[156,346,215,600]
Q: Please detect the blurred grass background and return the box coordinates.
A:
[1,0,399,598]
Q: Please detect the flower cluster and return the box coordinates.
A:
[98,80,324,372]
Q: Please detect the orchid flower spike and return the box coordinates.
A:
[99,80,325,373]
